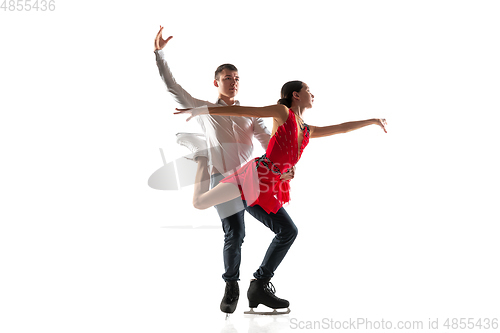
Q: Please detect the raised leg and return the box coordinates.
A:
[192,157,241,210]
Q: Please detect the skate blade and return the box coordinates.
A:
[244,308,291,315]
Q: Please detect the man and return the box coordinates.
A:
[154,26,294,315]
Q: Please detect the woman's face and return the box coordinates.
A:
[295,84,314,109]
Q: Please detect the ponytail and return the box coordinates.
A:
[277,97,292,108]
[277,81,304,108]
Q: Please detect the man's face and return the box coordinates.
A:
[215,69,239,98]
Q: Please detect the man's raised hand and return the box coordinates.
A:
[154,26,173,51]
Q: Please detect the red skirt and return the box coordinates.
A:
[220,157,291,214]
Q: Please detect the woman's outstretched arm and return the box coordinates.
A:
[309,118,387,138]
[174,104,289,123]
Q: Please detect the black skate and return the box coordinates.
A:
[220,281,239,318]
[244,279,290,315]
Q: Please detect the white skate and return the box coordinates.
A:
[176,132,208,161]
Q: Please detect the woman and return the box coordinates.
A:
[174,81,387,314]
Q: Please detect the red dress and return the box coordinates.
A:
[220,109,310,214]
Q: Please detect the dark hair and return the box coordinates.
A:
[277,81,304,108]
[215,64,238,80]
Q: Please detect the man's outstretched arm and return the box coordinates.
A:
[154,26,216,108]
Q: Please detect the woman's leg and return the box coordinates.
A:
[242,203,296,311]
[192,157,241,210]
[244,204,298,280]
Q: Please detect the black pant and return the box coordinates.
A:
[213,174,298,281]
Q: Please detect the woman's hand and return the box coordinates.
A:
[174,108,194,121]
[154,26,173,51]
[374,118,388,133]
[280,166,296,181]
[174,106,209,121]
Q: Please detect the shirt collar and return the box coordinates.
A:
[216,98,240,106]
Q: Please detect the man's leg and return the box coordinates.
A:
[220,211,245,281]
[210,173,246,280]
[211,173,246,314]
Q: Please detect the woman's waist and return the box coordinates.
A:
[254,155,294,175]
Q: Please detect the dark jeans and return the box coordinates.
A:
[211,174,298,282]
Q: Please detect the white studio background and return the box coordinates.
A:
[1,1,499,332]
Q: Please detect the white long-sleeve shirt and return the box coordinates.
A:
[155,50,271,176]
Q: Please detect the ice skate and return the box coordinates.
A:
[176,132,208,161]
[220,281,239,319]
[244,279,290,315]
